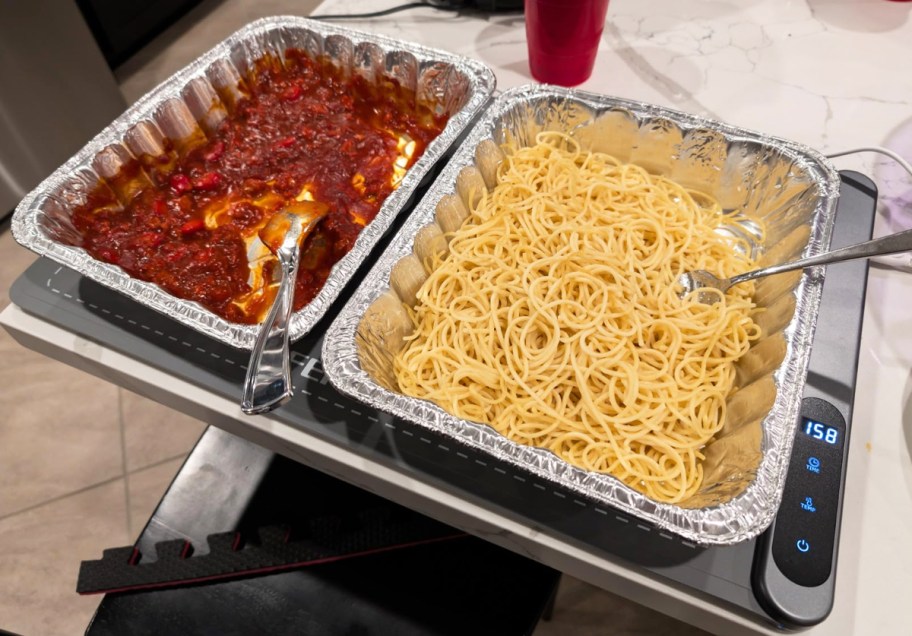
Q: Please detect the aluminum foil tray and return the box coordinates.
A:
[11,16,495,349]
[322,85,841,545]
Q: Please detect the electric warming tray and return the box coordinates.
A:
[10,16,495,349]
[322,85,842,545]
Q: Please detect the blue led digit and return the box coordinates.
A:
[802,419,840,445]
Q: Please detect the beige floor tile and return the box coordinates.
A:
[121,389,205,472]
[0,227,38,312]
[126,456,186,538]
[0,479,128,636]
[1,230,124,517]
[534,576,711,636]
[0,322,123,517]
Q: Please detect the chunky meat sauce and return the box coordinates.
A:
[72,49,448,323]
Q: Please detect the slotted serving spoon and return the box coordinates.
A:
[678,227,912,303]
[242,201,328,415]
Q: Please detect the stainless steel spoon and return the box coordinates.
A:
[242,202,328,415]
[678,227,912,303]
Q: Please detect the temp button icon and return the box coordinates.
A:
[796,539,810,553]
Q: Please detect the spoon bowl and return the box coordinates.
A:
[678,226,912,303]
[677,270,734,304]
[242,201,328,415]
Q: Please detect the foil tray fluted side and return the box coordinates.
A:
[11,16,495,350]
[323,85,841,545]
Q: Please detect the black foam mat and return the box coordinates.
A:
[83,427,559,636]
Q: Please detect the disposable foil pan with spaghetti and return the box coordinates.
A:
[11,16,495,349]
[322,85,842,545]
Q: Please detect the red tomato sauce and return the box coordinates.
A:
[72,49,449,324]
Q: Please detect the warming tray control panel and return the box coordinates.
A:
[752,396,852,627]
[771,398,846,587]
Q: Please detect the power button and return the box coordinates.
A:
[796,539,810,553]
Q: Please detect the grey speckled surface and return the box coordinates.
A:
[534,576,710,636]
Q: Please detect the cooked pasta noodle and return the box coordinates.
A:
[394,132,762,503]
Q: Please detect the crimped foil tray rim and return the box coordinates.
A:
[322,84,841,545]
[11,15,496,350]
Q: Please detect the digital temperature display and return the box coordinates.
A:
[802,419,840,445]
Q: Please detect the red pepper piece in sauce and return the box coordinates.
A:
[176,195,193,213]
[242,178,267,196]
[152,198,169,215]
[203,141,225,162]
[180,219,206,235]
[282,84,303,101]
[276,136,296,149]
[170,173,192,193]
[193,171,222,191]
[139,232,164,248]
[194,247,214,265]
[165,246,188,263]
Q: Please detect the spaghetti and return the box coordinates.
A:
[394,132,762,503]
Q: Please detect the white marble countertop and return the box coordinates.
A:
[3,1,911,634]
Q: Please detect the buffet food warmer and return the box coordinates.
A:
[6,169,873,629]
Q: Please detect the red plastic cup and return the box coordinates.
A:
[525,0,610,87]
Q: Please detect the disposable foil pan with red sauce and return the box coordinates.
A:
[11,17,495,348]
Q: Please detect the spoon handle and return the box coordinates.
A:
[730,227,912,285]
[241,252,299,415]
